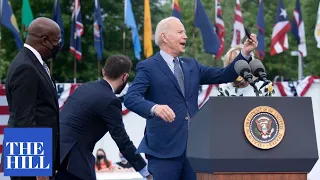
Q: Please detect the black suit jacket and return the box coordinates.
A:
[59,79,146,180]
[3,47,60,174]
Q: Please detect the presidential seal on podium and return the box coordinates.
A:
[244,106,285,150]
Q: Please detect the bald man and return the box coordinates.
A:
[3,17,62,180]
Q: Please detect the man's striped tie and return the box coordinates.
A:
[43,62,54,87]
[173,58,185,96]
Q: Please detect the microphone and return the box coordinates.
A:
[234,60,259,94]
[249,59,269,90]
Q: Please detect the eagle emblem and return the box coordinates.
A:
[255,117,275,139]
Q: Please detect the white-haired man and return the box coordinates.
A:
[124,17,258,180]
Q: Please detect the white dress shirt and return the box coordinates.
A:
[24,44,45,66]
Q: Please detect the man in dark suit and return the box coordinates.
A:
[3,17,62,180]
[56,55,152,180]
[124,17,258,180]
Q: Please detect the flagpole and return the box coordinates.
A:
[192,0,196,57]
[123,24,126,54]
[280,54,283,78]
[74,58,77,83]
[97,60,100,80]
[0,0,3,84]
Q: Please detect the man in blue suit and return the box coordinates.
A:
[124,17,258,180]
[56,55,152,180]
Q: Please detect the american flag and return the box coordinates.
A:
[231,0,245,47]
[0,87,7,161]
[215,0,225,59]
[256,0,265,60]
[270,0,291,56]
[70,0,84,60]
[291,0,307,57]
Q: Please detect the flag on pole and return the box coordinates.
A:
[231,0,245,47]
[144,0,153,58]
[256,0,265,60]
[52,0,64,47]
[314,1,320,48]
[1,0,23,49]
[172,0,181,21]
[124,0,141,60]
[94,0,104,61]
[215,0,225,59]
[70,0,84,60]
[22,0,33,37]
[270,0,290,56]
[194,0,220,55]
[291,0,307,57]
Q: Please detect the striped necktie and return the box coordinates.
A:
[43,62,54,87]
[173,58,185,96]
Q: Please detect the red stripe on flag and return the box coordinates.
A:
[122,109,130,115]
[0,106,9,115]
[300,76,318,96]
[0,88,5,96]
[0,125,5,134]
[275,82,287,96]
[198,85,213,107]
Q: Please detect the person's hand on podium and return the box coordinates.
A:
[154,105,175,123]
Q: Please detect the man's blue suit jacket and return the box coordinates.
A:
[124,51,247,159]
[59,80,146,180]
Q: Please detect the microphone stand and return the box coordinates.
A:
[243,72,260,97]
[250,82,260,97]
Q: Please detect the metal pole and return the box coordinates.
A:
[298,53,303,81]
[291,51,303,81]
[0,0,3,84]
[74,58,77,83]
[0,0,2,22]
[123,24,126,54]
[97,59,100,80]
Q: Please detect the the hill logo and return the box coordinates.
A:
[3,128,52,176]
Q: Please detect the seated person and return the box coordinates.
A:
[114,152,135,172]
[95,148,113,172]
[217,45,274,96]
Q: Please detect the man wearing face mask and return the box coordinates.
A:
[2,17,62,180]
[56,55,152,180]
[115,152,134,171]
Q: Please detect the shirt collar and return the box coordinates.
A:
[160,50,180,64]
[24,44,44,65]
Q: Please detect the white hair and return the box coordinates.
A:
[154,17,181,46]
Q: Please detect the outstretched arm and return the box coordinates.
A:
[101,99,149,177]
[124,62,156,119]
[199,34,258,85]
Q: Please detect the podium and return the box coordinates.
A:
[187,97,318,180]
